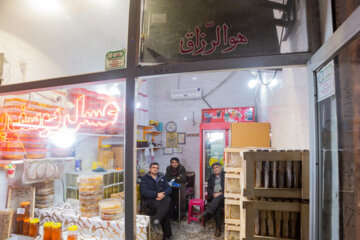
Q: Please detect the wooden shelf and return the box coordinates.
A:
[142,126,162,141]
[136,146,163,151]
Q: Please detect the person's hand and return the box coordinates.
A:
[157,192,165,200]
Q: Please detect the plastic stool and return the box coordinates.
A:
[188,199,204,224]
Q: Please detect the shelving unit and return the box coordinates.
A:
[136,146,162,151]
[142,126,162,142]
[0,157,75,165]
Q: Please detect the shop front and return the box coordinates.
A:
[0,0,359,239]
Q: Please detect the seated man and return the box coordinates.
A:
[140,162,172,240]
[165,157,187,184]
[165,157,187,219]
[199,162,225,237]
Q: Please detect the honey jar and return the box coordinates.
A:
[43,222,53,240]
[29,218,39,237]
[51,222,62,240]
[67,225,79,240]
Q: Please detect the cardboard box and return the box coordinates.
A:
[112,146,124,169]
[231,123,270,148]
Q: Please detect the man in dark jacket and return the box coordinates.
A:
[140,162,172,240]
[165,157,187,183]
[199,162,225,237]
[165,157,187,220]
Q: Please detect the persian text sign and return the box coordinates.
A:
[180,21,248,56]
[105,49,126,70]
[317,60,335,102]
[202,107,254,123]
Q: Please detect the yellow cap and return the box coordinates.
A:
[52,222,62,228]
[44,222,53,227]
[101,145,111,148]
[30,218,39,224]
[68,225,78,231]
[24,218,30,223]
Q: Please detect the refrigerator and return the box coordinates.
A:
[199,107,254,199]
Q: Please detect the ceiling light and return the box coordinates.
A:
[136,102,141,108]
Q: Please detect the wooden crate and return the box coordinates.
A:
[225,224,243,240]
[244,150,309,199]
[0,209,13,240]
[225,199,245,226]
[243,200,309,240]
[225,172,243,199]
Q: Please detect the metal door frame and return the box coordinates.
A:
[307,6,360,240]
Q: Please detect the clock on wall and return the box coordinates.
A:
[165,121,177,132]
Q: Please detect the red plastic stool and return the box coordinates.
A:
[188,199,204,224]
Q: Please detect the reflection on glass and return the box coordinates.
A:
[140,0,309,64]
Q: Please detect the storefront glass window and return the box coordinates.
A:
[317,34,360,239]
[140,0,310,65]
[0,80,148,239]
[0,0,129,83]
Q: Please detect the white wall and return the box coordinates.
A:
[0,0,129,83]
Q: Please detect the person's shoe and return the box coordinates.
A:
[214,228,221,237]
[198,212,208,221]
[162,237,170,240]
[152,218,161,232]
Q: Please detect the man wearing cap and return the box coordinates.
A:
[199,161,225,237]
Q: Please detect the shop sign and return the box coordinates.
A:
[179,21,248,56]
[201,107,254,123]
[0,95,120,142]
[317,60,335,102]
[105,49,126,70]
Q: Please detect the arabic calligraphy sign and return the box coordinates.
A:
[0,95,120,142]
[140,0,282,63]
[180,21,248,56]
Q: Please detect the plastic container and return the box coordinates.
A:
[25,148,47,159]
[51,222,62,240]
[23,217,30,235]
[1,149,25,160]
[29,218,39,237]
[35,180,55,189]
[25,139,47,149]
[67,225,79,240]
[43,222,53,240]
[99,198,124,221]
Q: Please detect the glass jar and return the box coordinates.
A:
[67,225,79,240]
[29,218,39,237]
[43,222,53,240]
[22,217,30,235]
[16,201,30,234]
[51,222,62,240]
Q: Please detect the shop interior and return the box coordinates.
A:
[0,65,310,239]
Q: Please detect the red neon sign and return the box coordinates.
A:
[0,95,120,141]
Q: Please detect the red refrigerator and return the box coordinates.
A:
[199,107,254,199]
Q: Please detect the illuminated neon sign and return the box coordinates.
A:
[0,95,120,142]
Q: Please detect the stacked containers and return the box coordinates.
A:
[78,174,103,217]
[99,198,124,221]
[35,181,55,209]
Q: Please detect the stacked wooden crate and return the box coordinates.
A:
[243,150,309,240]
[224,148,248,240]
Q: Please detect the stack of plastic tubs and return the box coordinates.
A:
[35,181,55,209]
[99,198,124,221]
[78,174,103,217]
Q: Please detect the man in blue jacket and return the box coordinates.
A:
[140,162,172,240]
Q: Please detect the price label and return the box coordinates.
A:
[17,208,25,215]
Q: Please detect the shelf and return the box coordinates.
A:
[77,133,124,137]
[0,157,75,165]
[142,126,162,141]
[136,146,163,150]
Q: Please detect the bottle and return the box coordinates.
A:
[16,201,30,234]
[67,225,79,240]
[43,222,53,240]
[23,217,30,235]
[51,222,62,240]
[29,218,39,237]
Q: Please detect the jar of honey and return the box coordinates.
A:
[51,222,62,240]
[43,222,53,240]
[29,218,39,237]
[16,201,30,234]
[67,225,78,240]
[23,217,30,235]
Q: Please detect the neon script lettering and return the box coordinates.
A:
[179,21,248,56]
[0,95,120,141]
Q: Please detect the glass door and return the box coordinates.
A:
[203,130,225,197]
[308,7,360,240]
